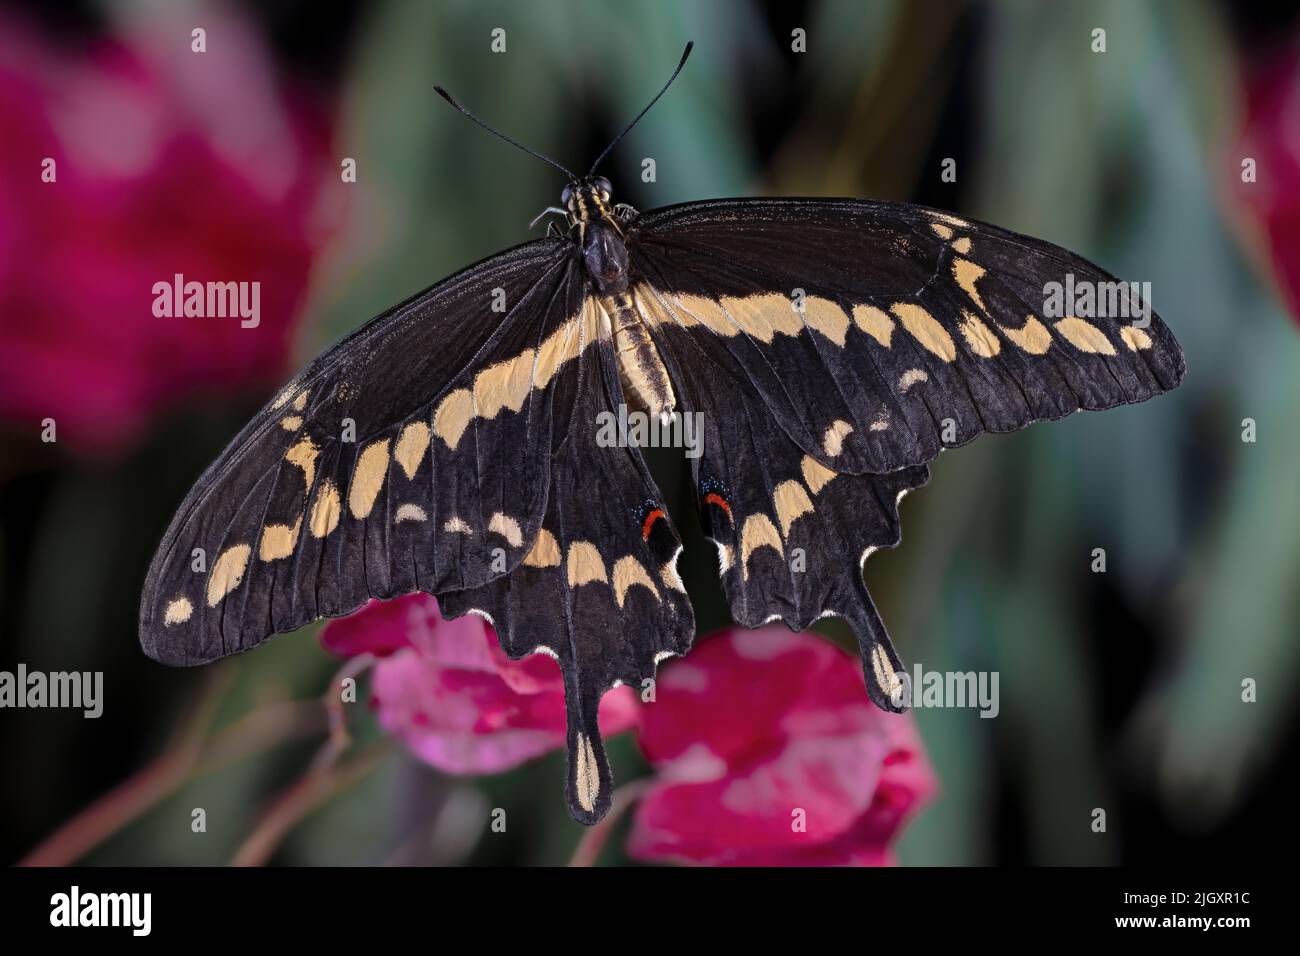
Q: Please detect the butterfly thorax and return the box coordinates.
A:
[581,219,629,296]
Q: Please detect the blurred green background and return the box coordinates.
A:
[2,0,1297,866]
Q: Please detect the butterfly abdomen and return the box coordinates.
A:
[606,291,676,421]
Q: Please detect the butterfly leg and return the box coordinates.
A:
[529,205,570,230]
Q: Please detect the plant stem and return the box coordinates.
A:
[567,779,650,867]
[230,742,391,866]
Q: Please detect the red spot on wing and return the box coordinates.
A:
[642,508,666,541]
[704,492,733,523]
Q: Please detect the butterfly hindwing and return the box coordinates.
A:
[140,239,597,665]
[628,198,1185,476]
[644,311,927,711]
[440,338,694,823]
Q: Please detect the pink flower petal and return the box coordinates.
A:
[0,12,334,456]
[630,627,936,866]
[322,593,641,775]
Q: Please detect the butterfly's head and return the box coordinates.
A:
[562,176,613,222]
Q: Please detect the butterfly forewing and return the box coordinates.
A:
[629,198,1185,476]
[140,239,593,665]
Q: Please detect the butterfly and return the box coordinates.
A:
[139,43,1185,824]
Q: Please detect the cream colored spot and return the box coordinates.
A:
[870,411,890,432]
[279,416,303,432]
[660,549,686,593]
[442,516,472,535]
[488,512,524,548]
[473,348,536,421]
[899,368,929,392]
[523,528,561,567]
[433,388,473,450]
[427,308,598,453]
[164,597,193,626]
[852,304,894,347]
[740,514,784,580]
[206,544,251,607]
[801,455,837,494]
[394,503,428,524]
[930,222,954,240]
[666,293,736,335]
[271,385,299,409]
[721,293,803,343]
[632,284,678,329]
[348,440,391,519]
[259,517,301,562]
[1121,325,1153,351]
[583,295,612,341]
[285,438,319,493]
[959,311,1001,357]
[930,211,969,228]
[822,420,853,457]
[952,258,987,312]
[893,303,956,362]
[1055,317,1116,355]
[951,237,972,255]
[999,316,1053,355]
[567,541,608,587]
[802,296,850,347]
[574,733,600,813]
[535,319,582,388]
[715,542,734,575]
[772,480,814,539]
[612,556,659,608]
[394,422,430,479]
[871,645,904,705]
[292,390,309,411]
[309,481,342,538]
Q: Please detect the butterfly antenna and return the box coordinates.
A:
[587,41,694,177]
[434,86,578,180]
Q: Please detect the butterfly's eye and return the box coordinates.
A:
[561,183,576,209]
[593,176,612,202]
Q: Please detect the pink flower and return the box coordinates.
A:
[627,627,936,866]
[1230,27,1300,326]
[322,594,641,775]
[0,11,335,455]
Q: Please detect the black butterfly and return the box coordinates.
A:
[140,44,1185,824]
